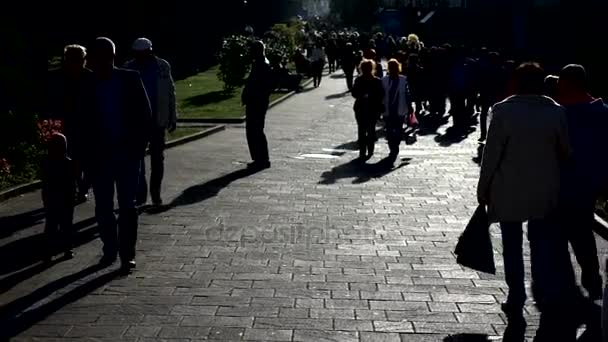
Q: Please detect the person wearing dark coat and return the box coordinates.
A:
[87,37,152,272]
[341,43,357,91]
[352,59,384,160]
[242,41,274,170]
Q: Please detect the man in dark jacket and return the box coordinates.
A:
[87,37,152,271]
[242,41,273,170]
[558,64,608,301]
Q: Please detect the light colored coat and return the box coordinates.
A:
[477,95,571,222]
[124,57,177,128]
[381,75,410,117]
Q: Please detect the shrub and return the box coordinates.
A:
[217,35,252,93]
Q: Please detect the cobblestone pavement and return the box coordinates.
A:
[1,72,607,341]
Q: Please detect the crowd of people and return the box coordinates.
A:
[35,27,607,341]
[43,37,176,272]
[292,29,608,341]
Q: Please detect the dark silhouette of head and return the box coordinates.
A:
[514,62,545,95]
[360,59,376,77]
[388,59,402,77]
[250,40,266,61]
[559,64,588,95]
[90,37,115,74]
[132,37,154,64]
[63,44,87,76]
[544,75,559,99]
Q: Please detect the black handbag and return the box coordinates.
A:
[454,205,496,274]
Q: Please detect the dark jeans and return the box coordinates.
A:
[312,61,324,87]
[449,93,466,129]
[564,201,602,299]
[44,204,74,254]
[246,101,270,163]
[385,115,404,156]
[355,111,376,157]
[480,103,490,139]
[92,153,140,262]
[343,68,354,91]
[500,219,579,340]
[137,127,166,204]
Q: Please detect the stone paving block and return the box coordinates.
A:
[370,301,428,311]
[279,307,310,318]
[274,288,331,299]
[331,290,361,299]
[216,306,279,317]
[413,322,496,335]
[243,328,294,341]
[293,329,359,342]
[325,299,370,309]
[457,303,503,313]
[207,327,245,340]
[191,296,251,306]
[65,325,128,338]
[361,332,402,342]
[430,293,496,304]
[254,318,333,330]
[252,297,295,308]
[387,311,457,323]
[373,321,415,333]
[124,325,161,337]
[159,326,211,338]
[141,315,183,326]
[334,319,375,331]
[19,325,72,338]
[181,316,254,328]
[310,308,355,319]
[455,313,504,324]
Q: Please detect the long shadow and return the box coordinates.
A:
[0,217,98,278]
[330,74,346,79]
[148,168,262,214]
[435,125,477,147]
[417,113,450,136]
[334,141,359,151]
[325,91,350,100]
[319,157,411,185]
[0,265,120,338]
[183,90,232,107]
[444,334,490,341]
[0,208,46,238]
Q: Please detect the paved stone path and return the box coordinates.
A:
[1,72,607,341]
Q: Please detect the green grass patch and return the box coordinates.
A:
[176,66,292,119]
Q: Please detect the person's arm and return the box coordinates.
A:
[131,72,152,156]
[351,78,363,99]
[404,78,414,115]
[166,62,177,132]
[477,107,507,204]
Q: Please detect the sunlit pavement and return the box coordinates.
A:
[1,71,606,341]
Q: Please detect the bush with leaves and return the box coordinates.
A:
[217,35,252,93]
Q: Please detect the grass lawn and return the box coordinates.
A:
[175,66,289,119]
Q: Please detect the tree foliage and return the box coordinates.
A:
[217,35,252,93]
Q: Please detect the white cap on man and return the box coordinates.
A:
[132,38,153,51]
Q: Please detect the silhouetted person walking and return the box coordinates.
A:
[352,59,383,160]
[125,38,177,207]
[242,41,272,170]
[341,42,356,91]
[558,64,607,302]
[88,37,152,272]
[382,59,413,161]
[478,63,578,342]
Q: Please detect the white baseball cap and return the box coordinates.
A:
[132,38,153,51]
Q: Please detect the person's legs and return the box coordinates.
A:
[59,203,75,257]
[344,68,354,91]
[355,113,366,158]
[567,203,602,300]
[366,117,377,157]
[92,163,118,261]
[116,156,141,267]
[44,209,60,259]
[149,127,166,205]
[500,222,527,312]
[136,158,147,206]
[480,102,489,141]
[246,102,270,165]
[385,115,402,158]
[528,218,579,342]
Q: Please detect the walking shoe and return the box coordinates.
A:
[501,303,526,342]
[120,260,136,273]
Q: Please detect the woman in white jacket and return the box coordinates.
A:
[382,59,413,160]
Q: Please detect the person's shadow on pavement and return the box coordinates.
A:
[319,157,411,185]
[0,264,121,338]
[0,208,46,238]
[148,167,262,214]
